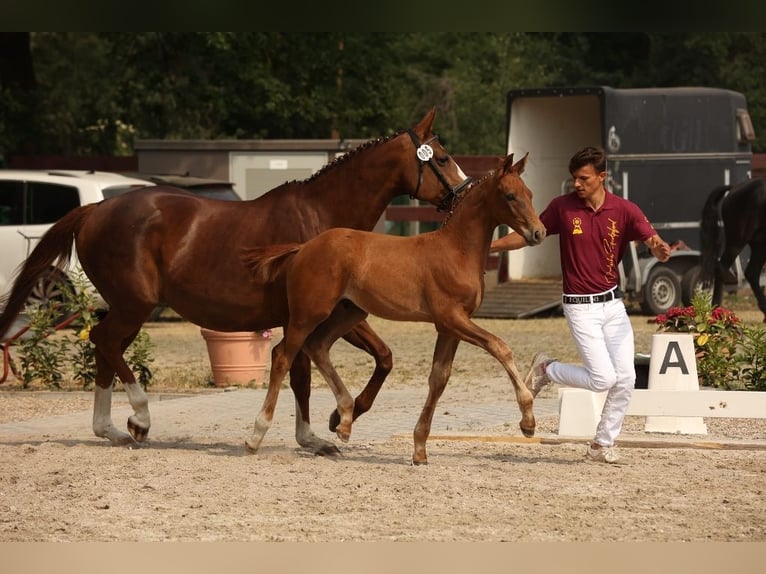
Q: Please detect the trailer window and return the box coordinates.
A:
[736,108,756,144]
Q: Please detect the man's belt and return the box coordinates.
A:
[562,287,621,305]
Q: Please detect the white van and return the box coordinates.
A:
[0,170,153,310]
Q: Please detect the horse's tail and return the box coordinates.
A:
[241,243,302,283]
[699,184,730,284]
[0,204,97,340]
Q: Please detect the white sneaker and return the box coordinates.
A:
[524,352,556,397]
[586,443,620,464]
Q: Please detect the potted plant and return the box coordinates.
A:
[200,328,273,387]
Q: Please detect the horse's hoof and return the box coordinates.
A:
[245,436,263,452]
[520,423,535,438]
[127,417,149,442]
[335,426,352,443]
[412,458,428,466]
[328,409,340,432]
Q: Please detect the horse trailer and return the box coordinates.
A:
[500,85,756,315]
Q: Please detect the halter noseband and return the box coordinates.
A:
[407,129,473,212]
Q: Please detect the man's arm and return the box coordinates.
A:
[490,232,530,253]
[644,234,671,263]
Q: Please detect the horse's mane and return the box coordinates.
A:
[271,129,407,189]
[304,131,404,184]
[441,169,496,227]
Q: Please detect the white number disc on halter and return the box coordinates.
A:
[417,144,434,161]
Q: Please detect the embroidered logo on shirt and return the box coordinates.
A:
[603,217,621,282]
[572,217,583,235]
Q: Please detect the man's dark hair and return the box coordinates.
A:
[569,146,606,174]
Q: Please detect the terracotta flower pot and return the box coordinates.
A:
[200,328,272,387]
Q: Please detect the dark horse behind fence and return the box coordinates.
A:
[0,108,472,454]
[243,153,546,464]
[700,178,766,322]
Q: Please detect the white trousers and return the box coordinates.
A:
[546,298,635,447]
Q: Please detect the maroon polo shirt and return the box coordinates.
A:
[540,190,657,295]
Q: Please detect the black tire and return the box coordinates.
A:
[681,264,708,306]
[640,265,682,316]
[25,268,72,322]
[27,268,70,308]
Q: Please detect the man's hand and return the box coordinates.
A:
[646,235,671,263]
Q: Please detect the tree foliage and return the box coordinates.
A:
[1,32,766,158]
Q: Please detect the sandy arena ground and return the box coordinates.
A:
[1,303,765,542]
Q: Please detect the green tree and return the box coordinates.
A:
[3,32,766,157]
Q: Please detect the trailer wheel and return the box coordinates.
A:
[640,266,681,316]
[681,265,708,306]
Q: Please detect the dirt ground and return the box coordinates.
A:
[1,300,765,542]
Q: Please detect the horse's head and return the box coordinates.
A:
[405,108,472,212]
[495,152,546,246]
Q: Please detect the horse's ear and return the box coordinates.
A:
[502,153,515,173]
[413,107,437,137]
[512,152,529,175]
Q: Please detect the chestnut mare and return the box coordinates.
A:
[244,153,546,464]
[0,109,471,455]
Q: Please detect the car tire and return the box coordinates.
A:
[640,266,682,316]
[26,268,72,322]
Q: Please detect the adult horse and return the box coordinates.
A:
[0,109,472,454]
[700,178,766,322]
[244,153,546,464]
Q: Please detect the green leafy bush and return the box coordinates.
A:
[14,270,154,390]
[16,304,70,388]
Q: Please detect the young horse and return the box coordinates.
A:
[0,109,472,454]
[700,178,766,322]
[244,153,546,464]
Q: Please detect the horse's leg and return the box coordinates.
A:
[90,315,150,444]
[289,351,342,456]
[303,303,369,443]
[246,337,291,452]
[412,333,460,465]
[92,354,131,445]
[714,240,742,306]
[328,319,393,432]
[437,314,535,437]
[744,241,766,321]
[246,322,321,453]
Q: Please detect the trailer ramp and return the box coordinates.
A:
[475,279,562,319]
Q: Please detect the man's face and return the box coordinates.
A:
[571,164,605,200]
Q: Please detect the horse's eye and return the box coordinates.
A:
[436,155,449,166]
[504,193,516,202]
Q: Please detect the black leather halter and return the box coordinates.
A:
[407,129,473,212]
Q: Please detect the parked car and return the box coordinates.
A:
[123,173,241,202]
[0,170,239,329]
[0,170,154,317]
